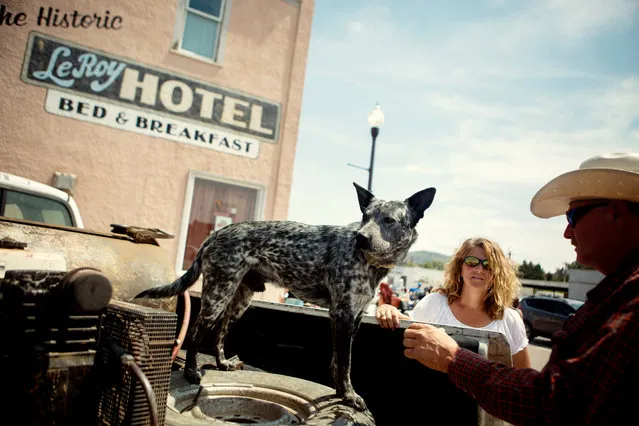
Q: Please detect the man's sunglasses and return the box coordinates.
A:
[463,256,490,270]
[566,202,609,227]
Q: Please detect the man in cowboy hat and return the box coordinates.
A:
[402,152,639,425]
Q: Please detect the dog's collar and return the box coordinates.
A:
[362,251,395,269]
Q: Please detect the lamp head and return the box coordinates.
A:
[367,103,384,128]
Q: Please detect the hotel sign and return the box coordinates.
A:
[44,89,260,158]
[21,32,280,143]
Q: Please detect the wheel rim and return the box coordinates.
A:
[525,322,532,339]
[168,383,318,424]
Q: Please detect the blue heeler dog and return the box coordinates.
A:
[135,183,436,409]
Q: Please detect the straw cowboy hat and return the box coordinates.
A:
[531,152,639,218]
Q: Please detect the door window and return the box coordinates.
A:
[533,299,556,313]
[524,299,538,309]
[554,302,575,317]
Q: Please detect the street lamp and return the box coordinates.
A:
[366,103,384,192]
[347,103,385,192]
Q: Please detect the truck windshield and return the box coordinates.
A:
[1,189,74,227]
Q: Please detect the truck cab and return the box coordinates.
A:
[0,172,85,279]
[0,171,83,228]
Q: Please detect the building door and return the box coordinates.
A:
[179,175,261,272]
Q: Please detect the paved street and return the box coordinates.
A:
[528,337,552,371]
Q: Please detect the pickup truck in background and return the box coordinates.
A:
[0,171,83,228]
[0,171,84,278]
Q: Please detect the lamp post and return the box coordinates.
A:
[347,103,385,192]
[366,103,384,192]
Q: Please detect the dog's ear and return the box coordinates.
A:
[405,187,436,227]
[353,182,375,214]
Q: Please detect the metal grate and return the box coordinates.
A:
[97,300,177,426]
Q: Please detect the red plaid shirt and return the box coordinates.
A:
[449,250,639,426]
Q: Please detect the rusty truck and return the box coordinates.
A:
[0,174,512,426]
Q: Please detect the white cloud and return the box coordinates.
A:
[543,0,639,38]
[310,1,637,89]
[347,21,363,34]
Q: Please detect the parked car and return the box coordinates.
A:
[0,172,83,227]
[519,295,584,340]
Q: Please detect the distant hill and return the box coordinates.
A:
[402,250,450,265]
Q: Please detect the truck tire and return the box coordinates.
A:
[524,320,535,341]
[165,369,376,426]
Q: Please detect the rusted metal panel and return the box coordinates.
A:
[0,218,177,312]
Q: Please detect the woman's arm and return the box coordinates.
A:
[512,346,532,369]
[376,303,410,329]
[505,307,532,369]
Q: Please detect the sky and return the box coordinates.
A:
[286,0,639,272]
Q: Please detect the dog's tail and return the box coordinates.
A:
[134,243,205,299]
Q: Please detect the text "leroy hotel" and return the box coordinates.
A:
[22,32,281,142]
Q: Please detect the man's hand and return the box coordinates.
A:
[403,323,460,373]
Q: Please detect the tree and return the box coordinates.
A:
[421,260,445,270]
[518,260,546,280]
[565,261,594,270]
[552,267,569,282]
[544,267,569,282]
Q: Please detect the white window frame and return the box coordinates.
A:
[174,169,266,275]
[172,0,233,64]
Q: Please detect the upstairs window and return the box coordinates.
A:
[175,0,230,62]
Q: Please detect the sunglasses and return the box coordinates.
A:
[463,256,490,270]
[566,202,609,227]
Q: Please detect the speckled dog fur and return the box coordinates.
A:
[136,182,436,410]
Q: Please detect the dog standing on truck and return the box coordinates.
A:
[136,182,436,409]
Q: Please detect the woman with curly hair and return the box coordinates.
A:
[376,237,531,369]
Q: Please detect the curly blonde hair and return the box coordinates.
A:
[439,238,520,320]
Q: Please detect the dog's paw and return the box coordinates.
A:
[342,392,367,411]
[184,367,203,384]
[217,359,238,371]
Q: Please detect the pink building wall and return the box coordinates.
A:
[0,0,313,289]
